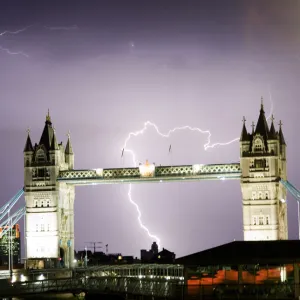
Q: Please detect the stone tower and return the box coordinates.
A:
[24,111,75,268]
[240,99,287,241]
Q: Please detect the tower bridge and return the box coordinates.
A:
[21,101,287,269]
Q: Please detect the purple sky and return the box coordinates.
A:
[0,1,299,258]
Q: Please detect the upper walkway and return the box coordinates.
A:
[57,163,241,185]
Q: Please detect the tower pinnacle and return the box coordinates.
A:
[46,109,51,123]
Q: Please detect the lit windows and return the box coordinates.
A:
[253,216,257,225]
[252,215,270,226]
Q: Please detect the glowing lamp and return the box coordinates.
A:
[139,160,155,177]
[95,168,103,176]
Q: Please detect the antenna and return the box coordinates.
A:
[85,242,102,253]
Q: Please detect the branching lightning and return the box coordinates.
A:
[123,93,274,249]
[0,46,29,58]
[0,25,33,36]
[0,25,32,58]
[122,122,239,249]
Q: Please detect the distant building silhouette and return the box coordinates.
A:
[141,242,175,263]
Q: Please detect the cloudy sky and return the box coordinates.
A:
[0,1,299,258]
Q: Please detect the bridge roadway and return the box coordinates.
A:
[0,264,184,298]
[57,163,241,185]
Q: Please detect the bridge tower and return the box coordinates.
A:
[240,99,287,241]
[24,111,75,268]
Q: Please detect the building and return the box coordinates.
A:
[141,242,175,263]
[24,111,75,269]
[240,100,287,241]
[153,248,176,264]
[176,240,300,299]
[0,224,21,266]
[141,242,159,263]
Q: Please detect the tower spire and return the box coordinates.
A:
[240,116,249,141]
[24,128,33,152]
[261,96,264,111]
[50,128,59,150]
[255,98,269,144]
[65,131,73,154]
[278,120,286,145]
[269,114,277,139]
[46,109,51,123]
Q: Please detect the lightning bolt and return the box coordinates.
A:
[122,122,239,249]
[0,25,33,36]
[0,25,32,58]
[123,96,275,249]
[266,87,274,120]
[0,46,29,58]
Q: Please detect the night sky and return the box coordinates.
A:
[0,1,299,258]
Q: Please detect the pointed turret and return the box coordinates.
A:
[268,115,277,140]
[24,129,33,152]
[39,109,54,150]
[278,120,286,145]
[255,97,269,140]
[65,131,73,155]
[240,116,249,141]
[50,129,59,150]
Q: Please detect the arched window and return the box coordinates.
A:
[34,200,38,208]
[41,201,44,207]
[36,149,45,163]
[47,200,50,207]
[254,138,264,152]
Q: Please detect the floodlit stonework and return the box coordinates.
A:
[240,100,287,241]
[24,112,75,268]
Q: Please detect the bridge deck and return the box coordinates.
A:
[57,163,241,185]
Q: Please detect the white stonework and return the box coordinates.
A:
[24,114,75,268]
[240,106,287,241]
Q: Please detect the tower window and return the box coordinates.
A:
[266,216,270,225]
[47,200,50,207]
[254,138,264,152]
[34,200,38,208]
[41,201,44,207]
[37,168,45,177]
[265,192,269,200]
[259,216,264,225]
[41,224,45,232]
[36,149,45,162]
[253,216,257,225]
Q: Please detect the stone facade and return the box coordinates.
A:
[240,100,287,241]
[23,112,75,268]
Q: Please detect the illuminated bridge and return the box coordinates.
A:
[57,162,241,185]
[1,102,298,273]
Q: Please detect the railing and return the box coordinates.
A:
[0,276,182,298]
[57,163,241,184]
